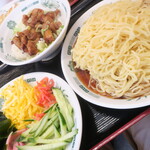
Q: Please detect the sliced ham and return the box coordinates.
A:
[6,129,26,150]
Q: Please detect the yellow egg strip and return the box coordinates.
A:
[1,76,44,130]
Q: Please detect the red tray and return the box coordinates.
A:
[69,0,79,6]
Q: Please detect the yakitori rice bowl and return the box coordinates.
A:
[0,72,82,150]
[61,0,150,109]
[0,0,70,66]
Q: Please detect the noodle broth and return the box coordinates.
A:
[74,67,118,99]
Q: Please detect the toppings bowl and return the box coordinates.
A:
[0,72,82,150]
[0,0,71,66]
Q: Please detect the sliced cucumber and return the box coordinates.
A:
[58,110,68,136]
[34,112,58,137]
[17,142,68,150]
[52,88,74,131]
[33,129,78,144]
[33,111,50,137]
[53,124,61,138]
[40,125,55,139]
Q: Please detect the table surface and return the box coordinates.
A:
[0,0,149,150]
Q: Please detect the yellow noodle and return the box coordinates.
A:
[72,0,150,98]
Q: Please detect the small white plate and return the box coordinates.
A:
[61,0,150,109]
[0,72,82,150]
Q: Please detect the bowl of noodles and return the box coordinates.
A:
[61,0,150,109]
[0,0,70,66]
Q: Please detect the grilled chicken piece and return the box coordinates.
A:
[45,9,60,19]
[27,40,38,55]
[26,28,42,40]
[22,8,44,27]
[43,29,55,44]
[11,36,22,49]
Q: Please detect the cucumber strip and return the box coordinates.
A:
[40,124,55,139]
[58,110,68,136]
[23,121,41,136]
[20,125,35,139]
[53,117,59,128]
[52,88,74,131]
[27,104,56,135]
[48,110,58,120]
[31,115,49,137]
[23,119,35,122]
[30,109,51,134]
[33,111,57,137]
[20,110,58,142]
[17,142,68,150]
[21,107,52,138]
[40,117,59,139]
[34,113,58,137]
[25,142,37,146]
[44,103,58,113]
[19,114,58,143]
[53,124,61,138]
[33,129,78,144]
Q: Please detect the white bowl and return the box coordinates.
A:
[0,0,71,66]
[0,72,82,150]
[61,0,150,109]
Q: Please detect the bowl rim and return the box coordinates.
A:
[0,0,71,66]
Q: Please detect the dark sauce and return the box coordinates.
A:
[73,59,128,99]
[74,67,115,98]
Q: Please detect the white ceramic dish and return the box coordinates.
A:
[0,0,70,66]
[0,72,82,150]
[61,0,150,109]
